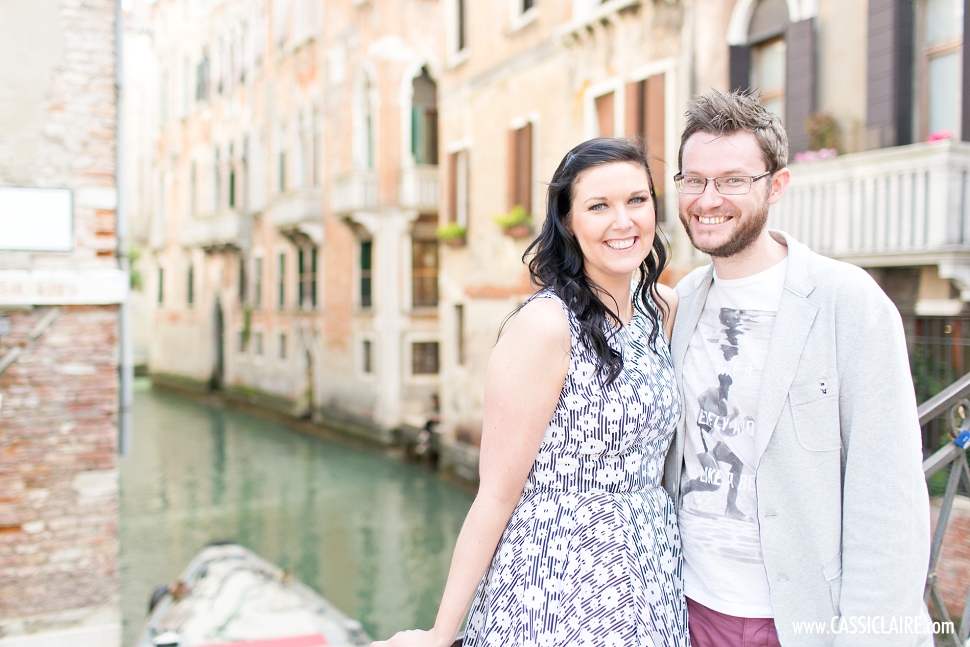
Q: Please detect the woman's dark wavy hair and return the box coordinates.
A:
[521,137,669,386]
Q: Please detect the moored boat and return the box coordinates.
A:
[137,542,370,647]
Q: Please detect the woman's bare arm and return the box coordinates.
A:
[372,297,571,647]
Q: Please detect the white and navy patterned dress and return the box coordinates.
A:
[462,288,688,647]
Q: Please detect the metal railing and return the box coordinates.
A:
[920,370,970,646]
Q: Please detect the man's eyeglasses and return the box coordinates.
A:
[673,171,773,195]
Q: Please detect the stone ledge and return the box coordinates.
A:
[439,440,480,484]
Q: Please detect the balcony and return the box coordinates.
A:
[269,188,324,243]
[772,140,970,290]
[331,170,378,216]
[399,165,440,214]
[180,210,252,251]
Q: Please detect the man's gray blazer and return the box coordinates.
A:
[664,231,932,646]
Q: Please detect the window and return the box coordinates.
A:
[360,241,373,308]
[196,51,210,102]
[255,331,263,356]
[508,122,533,214]
[625,74,666,219]
[158,267,164,304]
[455,304,465,365]
[523,0,535,11]
[238,256,246,303]
[447,148,470,227]
[187,264,195,306]
[228,144,236,208]
[278,145,287,193]
[238,330,247,353]
[411,68,439,165]
[362,339,373,373]
[456,0,467,53]
[254,256,263,308]
[298,247,318,309]
[412,239,439,307]
[278,252,286,310]
[412,342,440,375]
[355,75,375,170]
[190,162,197,216]
[279,333,287,359]
[751,37,787,118]
[595,91,615,137]
[920,0,964,137]
[213,148,221,212]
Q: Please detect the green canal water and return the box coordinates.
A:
[119,385,474,646]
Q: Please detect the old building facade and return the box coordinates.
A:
[0,0,126,644]
[143,0,445,440]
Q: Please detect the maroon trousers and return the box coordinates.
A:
[687,597,782,647]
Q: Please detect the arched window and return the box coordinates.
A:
[728,0,817,153]
[747,0,789,119]
[411,68,438,166]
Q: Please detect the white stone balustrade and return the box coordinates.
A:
[269,188,324,243]
[773,140,970,272]
[180,210,252,250]
[331,170,378,215]
[399,165,440,213]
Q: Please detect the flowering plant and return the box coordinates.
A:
[927,130,954,142]
[793,148,838,163]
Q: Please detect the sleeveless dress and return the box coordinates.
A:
[462,288,688,647]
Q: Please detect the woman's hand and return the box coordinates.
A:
[370,627,453,647]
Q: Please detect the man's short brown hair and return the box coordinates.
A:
[677,90,789,174]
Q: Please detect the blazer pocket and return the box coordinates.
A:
[789,381,841,452]
[823,554,842,614]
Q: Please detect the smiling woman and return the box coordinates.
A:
[373,139,688,647]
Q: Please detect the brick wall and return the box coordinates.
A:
[0,306,119,623]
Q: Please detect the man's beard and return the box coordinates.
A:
[679,191,770,258]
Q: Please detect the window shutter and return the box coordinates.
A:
[447,151,458,223]
[625,80,645,138]
[786,19,816,155]
[729,45,751,94]
[867,0,914,147]
[595,92,615,137]
[514,123,533,214]
[645,74,666,219]
[507,128,518,210]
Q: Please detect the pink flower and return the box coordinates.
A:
[927,130,955,142]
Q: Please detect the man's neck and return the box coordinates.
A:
[710,230,789,280]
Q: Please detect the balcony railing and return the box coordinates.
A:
[400,165,440,214]
[180,210,252,251]
[772,140,970,266]
[920,372,970,646]
[269,188,324,243]
[331,170,378,216]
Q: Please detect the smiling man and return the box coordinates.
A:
[663,91,933,647]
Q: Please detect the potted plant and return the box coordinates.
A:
[493,205,533,239]
[436,222,468,248]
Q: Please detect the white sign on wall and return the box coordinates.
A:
[0,270,129,305]
[0,187,73,251]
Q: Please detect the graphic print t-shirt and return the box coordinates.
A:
[679,258,787,619]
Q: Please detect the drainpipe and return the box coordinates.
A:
[116,0,134,455]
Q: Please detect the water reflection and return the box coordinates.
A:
[120,386,473,646]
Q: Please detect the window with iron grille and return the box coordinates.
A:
[412,341,440,375]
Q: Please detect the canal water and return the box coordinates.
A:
[119,384,474,646]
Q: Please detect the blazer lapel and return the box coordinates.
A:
[754,232,818,462]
